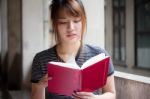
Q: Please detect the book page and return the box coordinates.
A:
[81,53,107,69]
[49,62,80,69]
[49,54,80,69]
[66,54,78,66]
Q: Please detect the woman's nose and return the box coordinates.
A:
[68,21,74,30]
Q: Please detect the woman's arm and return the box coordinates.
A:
[31,74,49,99]
[98,74,116,99]
[31,83,45,99]
[72,74,116,99]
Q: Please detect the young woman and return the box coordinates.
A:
[31,0,116,99]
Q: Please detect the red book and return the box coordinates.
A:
[48,53,110,96]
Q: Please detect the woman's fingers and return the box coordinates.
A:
[72,93,82,99]
[76,92,93,96]
[72,92,95,99]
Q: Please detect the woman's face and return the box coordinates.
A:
[56,10,82,44]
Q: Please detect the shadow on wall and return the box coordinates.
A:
[23,64,32,90]
[1,90,13,99]
[0,53,1,79]
[8,53,22,90]
[0,52,1,88]
[0,53,23,99]
[0,52,22,90]
[0,52,13,99]
[1,52,32,90]
[0,52,8,89]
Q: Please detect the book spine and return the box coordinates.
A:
[103,58,109,85]
[79,70,82,91]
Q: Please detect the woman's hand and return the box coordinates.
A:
[72,92,99,99]
[38,74,52,88]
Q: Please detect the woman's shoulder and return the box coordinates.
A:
[34,45,56,59]
[83,44,108,55]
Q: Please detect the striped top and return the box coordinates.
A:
[31,44,114,99]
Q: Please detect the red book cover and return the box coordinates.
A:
[48,53,110,96]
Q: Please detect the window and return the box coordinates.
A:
[112,0,126,65]
[135,0,150,69]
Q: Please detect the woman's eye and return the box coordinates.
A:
[74,20,81,23]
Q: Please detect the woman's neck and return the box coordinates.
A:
[57,41,81,55]
[56,41,81,62]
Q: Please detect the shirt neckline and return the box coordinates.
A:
[53,44,83,63]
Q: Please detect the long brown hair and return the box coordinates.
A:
[49,0,87,44]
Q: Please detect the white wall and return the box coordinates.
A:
[22,0,44,87]
[105,0,113,57]
[126,0,135,67]
[43,0,53,49]
[83,0,105,48]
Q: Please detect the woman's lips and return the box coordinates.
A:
[66,34,77,38]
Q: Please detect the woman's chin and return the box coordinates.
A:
[65,38,80,44]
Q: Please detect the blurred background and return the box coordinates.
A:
[0,0,150,99]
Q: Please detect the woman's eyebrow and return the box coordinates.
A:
[57,18,67,19]
[57,19,68,21]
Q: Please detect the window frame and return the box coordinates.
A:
[112,0,126,66]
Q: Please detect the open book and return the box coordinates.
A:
[48,53,110,96]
